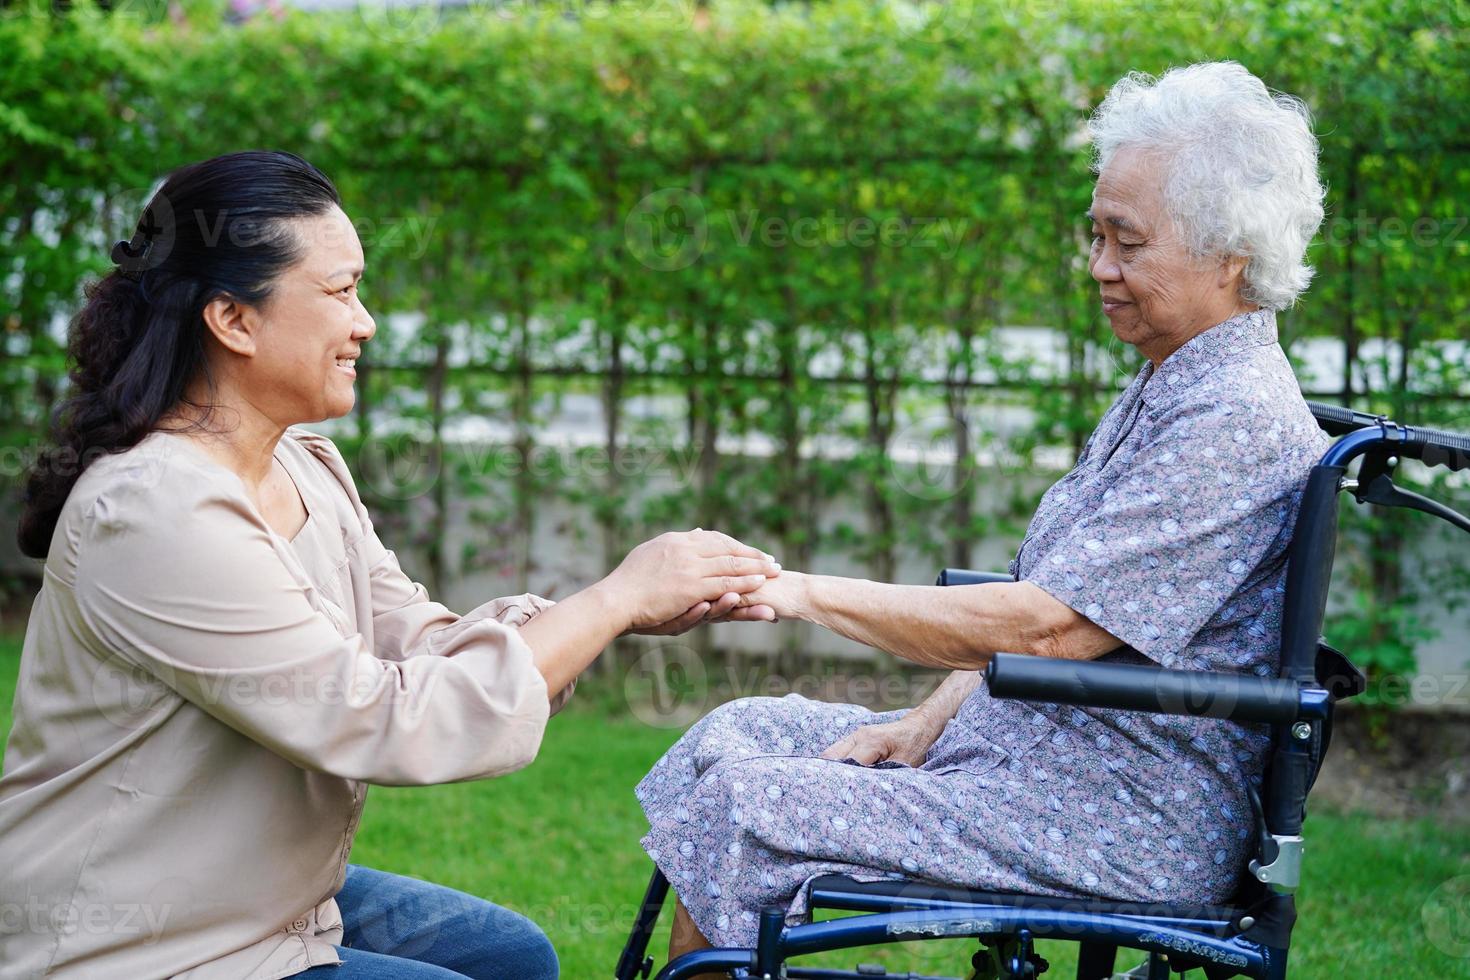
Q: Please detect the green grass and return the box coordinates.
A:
[2,636,1468,977]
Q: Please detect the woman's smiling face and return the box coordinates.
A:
[1088,146,1252,365]
[247,205,376,424]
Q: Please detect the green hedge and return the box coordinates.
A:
[2,0,1468,682]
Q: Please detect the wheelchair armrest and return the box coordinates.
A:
[1316,640,1366,701]
[936,568,1015,586]
[985,652,1329,725]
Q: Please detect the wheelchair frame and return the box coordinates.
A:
[615,402,1470,980]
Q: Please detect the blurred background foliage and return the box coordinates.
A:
[1,0,1467,698]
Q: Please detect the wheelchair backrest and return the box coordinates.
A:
[1261,402,1469,841]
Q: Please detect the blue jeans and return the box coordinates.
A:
[290,865,558,979]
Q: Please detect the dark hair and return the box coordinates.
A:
[16,150,342,559]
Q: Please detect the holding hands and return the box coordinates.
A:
[593,529,970,772]
[603,529,782,636]
[519,527,783,697]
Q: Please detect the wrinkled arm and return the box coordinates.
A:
[818,668,980,766]
[758,574,1123,670]
[903,668,981,738]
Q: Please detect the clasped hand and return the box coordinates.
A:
[604,528,782,637]
[607,528,944,768]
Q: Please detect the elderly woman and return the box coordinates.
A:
[637,61,1332,967]
[0,151,779,979]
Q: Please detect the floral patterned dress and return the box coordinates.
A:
[636,310,1331,947]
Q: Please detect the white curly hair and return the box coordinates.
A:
[1087,61,1326,310]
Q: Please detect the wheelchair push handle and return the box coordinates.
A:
[1306,400,1384,437]
[984,652,1329,725]
[1400,423,1470,473]
[1306,399,1470,473]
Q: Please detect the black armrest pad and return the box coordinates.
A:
[1316,640,1366,701]
[936,568,1015,587]
[985,652,1308,725]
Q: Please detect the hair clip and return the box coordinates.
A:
[110,238,152,280]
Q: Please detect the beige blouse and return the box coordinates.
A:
[0,426,572,979]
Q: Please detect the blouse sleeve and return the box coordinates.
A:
[359,540,576,715]
[286,428,576,713]
[74,470,553,786]
[1020,399,1300,668]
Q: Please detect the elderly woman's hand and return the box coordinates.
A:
[819,716,939,768]
[605,529,781,633]
[628,589,774,636]
[820,670,980,766]
[702,568,808,624]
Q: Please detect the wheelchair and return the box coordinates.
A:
[615,402,1470,980]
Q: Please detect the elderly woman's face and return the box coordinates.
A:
[1088,147,1248,365]
[248,205,376,424]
